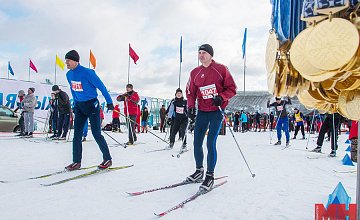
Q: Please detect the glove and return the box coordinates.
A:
[167,118,172,126]
[107,103,114,110]
[213,95,223,106]
[188,108,196,121]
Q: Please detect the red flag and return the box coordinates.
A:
[129,44,139,64]
[29,59,38,73]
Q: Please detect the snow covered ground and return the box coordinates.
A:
[0,128,356,220]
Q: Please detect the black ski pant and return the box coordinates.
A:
[127,115,137,143]
[170,118,188,144]
[242,122,247,132]
[316,118,340,151]
[112,118,120,131]
[160,117,166,132]
[294,123,305,138]
[57,112,70,138]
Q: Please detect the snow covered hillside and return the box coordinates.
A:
[0,129,356,219]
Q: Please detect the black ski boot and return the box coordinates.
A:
[329,150,336,157]
[200,171,214,191]
[186,167,204,183]
[274,141,281,145]
[311,146,322,153]
[168,142,174,149]
[286,140,290,146]
[180,143,187,151]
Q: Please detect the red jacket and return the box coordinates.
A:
[186,60,237,112]
[112,105,120,119]
[349,121,358,140]
[116,91,140,116]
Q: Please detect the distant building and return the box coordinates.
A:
[227,91,311,114]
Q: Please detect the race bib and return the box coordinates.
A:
[175,106,184,114]
[71,81,83,92]
[200,84,218,99]
[277,105,284,111]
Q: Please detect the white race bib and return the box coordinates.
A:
[175,106,184,114]
[71,81,83,92]
[277,105,284,111]
[200,84,218,99]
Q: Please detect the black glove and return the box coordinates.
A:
[213,95,223,106]
[107,103,114,110]
[167,118,172,126]
[188,108,196,121]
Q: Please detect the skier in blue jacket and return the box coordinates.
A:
[65,50,114,171]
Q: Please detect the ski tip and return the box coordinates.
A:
[154,213,165,217]
[0,180,8,183]
[126,192,142,196]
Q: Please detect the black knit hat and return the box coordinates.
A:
[52,85,60,91]
[29,87,35,93]
[175,88,182,94]
[65,50,80,62]
[275,97,281,100]
[199,44,214,57]
[126,84,133,89]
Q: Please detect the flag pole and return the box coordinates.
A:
[178,63,182,88]
[28,58,30,81]
[127,53,130,84]
[178,36,182,88]
[243,53,246,96]
[54,56,57,85]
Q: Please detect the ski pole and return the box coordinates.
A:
[101,130,126,148]
[218,107,256,178]
[114,109,169,145]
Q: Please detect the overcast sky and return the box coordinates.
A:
[0,0,272,99]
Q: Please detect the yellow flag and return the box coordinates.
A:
[56,55,65,71]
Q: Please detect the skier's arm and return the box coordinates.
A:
[186,75,196,109]
[218,67,237,102]
[89,70,113,104]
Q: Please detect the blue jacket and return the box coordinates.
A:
[66,64,112,104]
[240,113,248,123]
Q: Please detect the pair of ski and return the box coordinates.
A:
[127,176,228,217]
[28,164,133,186]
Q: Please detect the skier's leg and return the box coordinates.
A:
[88,100,112,161]
[276,118,283,141]
[206,110,223,173]
[193,111,210,169]
[283,119,290,142]
[72,106,87,163]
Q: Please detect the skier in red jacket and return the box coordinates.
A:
[185,44,237,191]
[116,84,140,145]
